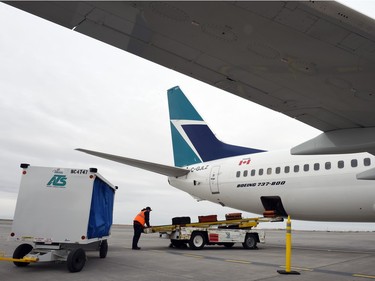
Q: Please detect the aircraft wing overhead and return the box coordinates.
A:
[6,2,375,131]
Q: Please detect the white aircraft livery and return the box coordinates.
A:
[78,86,375,222]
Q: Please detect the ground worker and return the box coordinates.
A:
[132,206,152,250]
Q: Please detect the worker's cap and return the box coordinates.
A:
[146,206,152,211]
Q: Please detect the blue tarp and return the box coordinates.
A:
[87,177,115,239]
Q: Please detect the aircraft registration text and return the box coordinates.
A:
[190,165,209,172]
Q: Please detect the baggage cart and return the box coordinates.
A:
[146,216,277,250]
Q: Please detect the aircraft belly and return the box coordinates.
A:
[282,187,375,222]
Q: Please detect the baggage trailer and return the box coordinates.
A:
[3,164,117,272]
[146,215,275,250]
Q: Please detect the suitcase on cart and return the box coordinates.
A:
[225,213,242,220]
[198,215,217,223]
[172,216,191,225]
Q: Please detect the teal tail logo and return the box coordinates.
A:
[47,175,67,188]
[167,86,265,167]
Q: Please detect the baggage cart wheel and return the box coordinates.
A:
[189,232,206,250]
[242,234,257,249]
[99,240,108,258]
[13,243,33,267]
[67,248,86,273]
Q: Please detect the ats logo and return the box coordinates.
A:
[238,158,251,166]
[47,175,67,188]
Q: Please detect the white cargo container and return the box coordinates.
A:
[9,164,117,272]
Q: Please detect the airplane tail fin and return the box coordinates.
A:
[168,86,265,167]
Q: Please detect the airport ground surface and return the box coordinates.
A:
[1,219,375,281]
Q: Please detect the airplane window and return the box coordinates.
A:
[338,160,344,168]
[303,164,309,172]
[259,169,264,176]
[325,162,331,170]
[251,169,256,176]
[276,167,281,174]
[236,171,240,178]
[364,158,371,166]
[243,170,248,177]
[314,163,320,171]
[294,165,299,173]
[284,166,290,173]
[267,168,272,175]
[351,159,358,168]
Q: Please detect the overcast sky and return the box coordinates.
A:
[1,1,375,231]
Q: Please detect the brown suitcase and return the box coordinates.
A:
[225,213,242,220]
[263,210,276,217]
[198,215,217,223]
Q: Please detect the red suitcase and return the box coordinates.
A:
[198,215,217,223]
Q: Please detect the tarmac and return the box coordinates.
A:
[1,219,375,281]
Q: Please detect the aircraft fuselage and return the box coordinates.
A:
[169,150,375,222]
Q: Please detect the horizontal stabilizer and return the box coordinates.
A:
[76,148,189,177]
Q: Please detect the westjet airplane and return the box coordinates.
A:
[7,2,375,222]
[78,86,375,222]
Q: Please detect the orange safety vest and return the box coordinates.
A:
[134,210,146,226]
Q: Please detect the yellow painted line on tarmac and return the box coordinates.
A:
[353,274,375,279]
[0,257,38,263]
[279,265,313,272]
[183,253,204,259]
[225,259,251,264]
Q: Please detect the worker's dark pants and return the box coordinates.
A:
[132,222,143,248]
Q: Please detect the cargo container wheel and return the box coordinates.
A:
[99,240,108,258]
[13,243,33,267]
[67,248,86,273]
[189,232,206,250]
